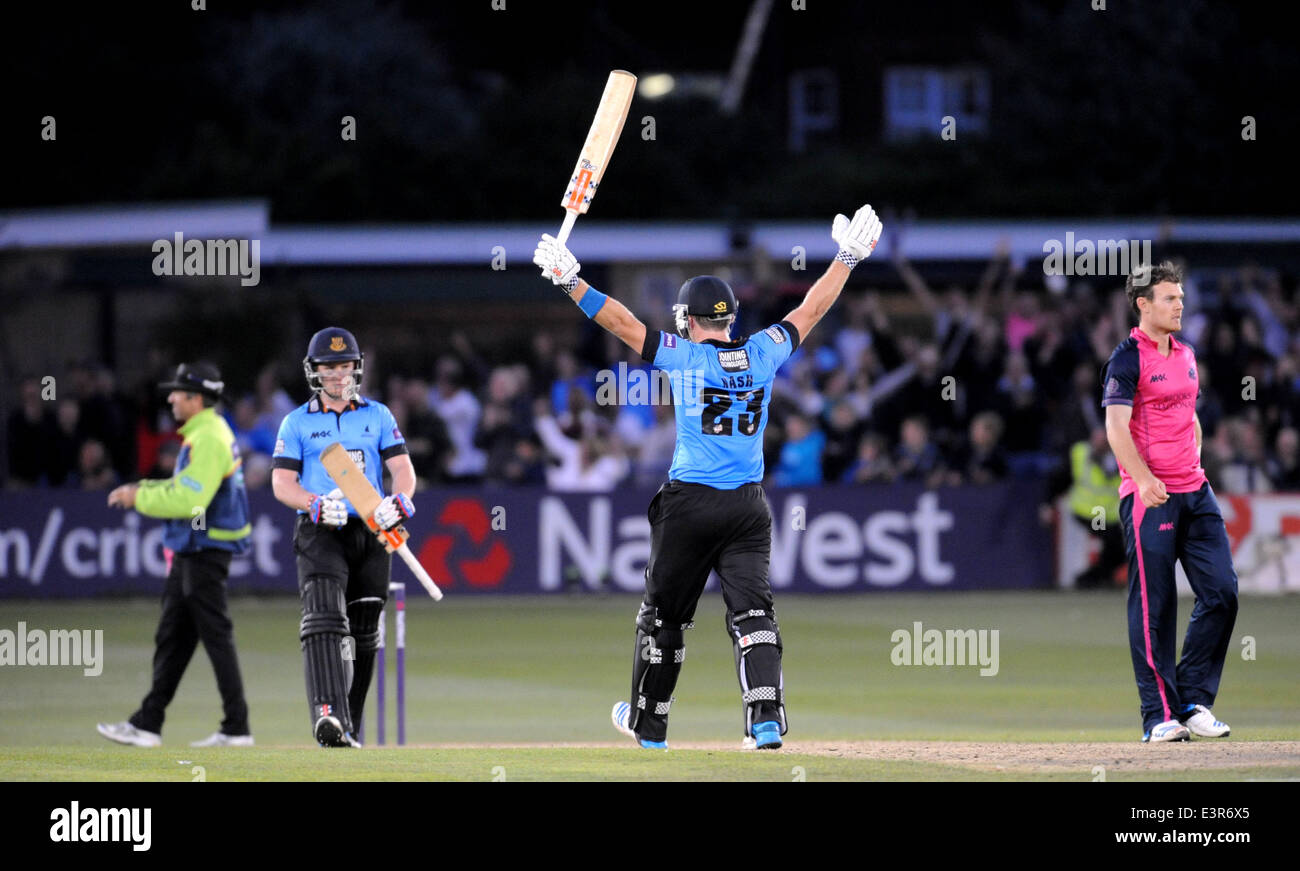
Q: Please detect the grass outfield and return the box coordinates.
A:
[1,592,1298,781]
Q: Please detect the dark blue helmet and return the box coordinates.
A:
[303,327,364,399]
[673,275,737,338]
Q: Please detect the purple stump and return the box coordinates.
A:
[376,611,386,746]
[393,582,406,745]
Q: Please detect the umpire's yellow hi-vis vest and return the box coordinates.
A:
[135,407,252,554]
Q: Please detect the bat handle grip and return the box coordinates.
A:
[397,543,444,601]
[556,210,579,246]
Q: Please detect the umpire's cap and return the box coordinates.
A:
[305,327,363,364]
[677,275,738,318]
[158,362,225,401]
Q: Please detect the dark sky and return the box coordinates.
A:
[4,0,1294,219]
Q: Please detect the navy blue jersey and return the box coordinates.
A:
[272,395,408,515]
[639,321,801,489]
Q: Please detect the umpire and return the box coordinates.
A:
[97,363,254,748]
[534,203,883,750]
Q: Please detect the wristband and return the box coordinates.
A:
[577,287,608,319]
[835,249,859,269]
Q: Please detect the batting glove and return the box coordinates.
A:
[533,234,581,294]
[373,493,415,531]
[308,489,349,528]
[831,204,883,268]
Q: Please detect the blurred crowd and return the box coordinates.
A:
[7,254,1300,496]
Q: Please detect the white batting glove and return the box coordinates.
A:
[309,488,348,528]
[831,204,883,268]
[373,493,415,531]
[533,234,581,294]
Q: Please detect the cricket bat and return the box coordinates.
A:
[557,69,637,245]
[320,443,444,601]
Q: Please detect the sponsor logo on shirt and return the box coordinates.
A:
[1150,391,1197,412]
[664,333,677,349]
[274,439,286,456]
[309,430,332,439]
[1150,373,1167,383]
[348,449,366,473]
[1105,377,1121,397]
[717,349,751,372]
[392,426,402,440]
[764,326,787,344]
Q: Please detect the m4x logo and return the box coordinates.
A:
[1150,373,1167,383]
[309,431,332,440]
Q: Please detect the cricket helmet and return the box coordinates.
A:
[303,327,364,400]
[673,275,738,339]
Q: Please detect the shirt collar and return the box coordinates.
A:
[309,395,367,413]
[179,406,215,437]
[702,336,746,349]
[1130,326,1179,351]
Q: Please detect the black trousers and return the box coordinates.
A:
[645,480,775,626]
[131,549,250,736]
[293,515,392,600]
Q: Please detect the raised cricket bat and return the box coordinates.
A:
[320,443,443,601]
[557,69,637,245]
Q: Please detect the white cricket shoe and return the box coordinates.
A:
[96,721,161,747]
[190,732,255,747]
[611,701,668,750]
[1143,719,1191,743]
[1180,705,1230,738]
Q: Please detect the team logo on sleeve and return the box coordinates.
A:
[274,439,286,456]
[1188,367,1196,380]
[717,349,751,372]
[392,426,403,440]
[763,326,787,344]
[1105,377,1120,397]
[664,334,677,348]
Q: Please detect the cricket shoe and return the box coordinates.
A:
[1179,704,1230,738]
[96,721,161,747]
[314,715,361,748]
[1142,719,1191,743]
[190,732,255,747]
[752,720,783,750]
[611,701,668,750]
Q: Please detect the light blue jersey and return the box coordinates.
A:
[639,321,800,489]
[272,395,408,515]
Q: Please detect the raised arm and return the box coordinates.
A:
[784,204,883,344]
[533,236,646,353]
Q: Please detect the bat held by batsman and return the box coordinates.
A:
[319,443,443,601]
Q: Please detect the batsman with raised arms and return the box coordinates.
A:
[534,205,882,750]
[271,328,417,747]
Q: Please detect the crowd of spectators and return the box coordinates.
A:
[7,254,1300,496]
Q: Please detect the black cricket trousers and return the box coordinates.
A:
[131,549,250,736]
